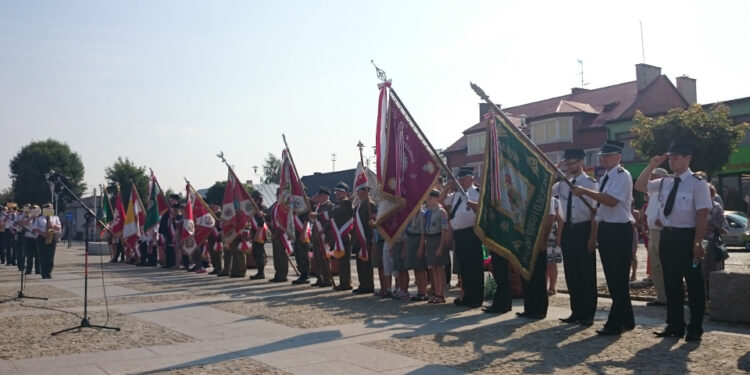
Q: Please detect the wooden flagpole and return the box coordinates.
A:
[470,82,595,214]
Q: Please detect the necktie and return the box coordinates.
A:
[597,174,609,208]
[663,177,682,217]
[449,196,462,219]
[566,179,576,223]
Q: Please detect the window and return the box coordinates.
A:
[530,117,573,144]
[467,133,486,155]
[545,151,564,164]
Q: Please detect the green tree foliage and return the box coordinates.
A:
[9,139,86,210]
[0,187,14,205]
[263,153,281,184]
[204,180,254,206]
[104,157,149,204]
[631,104,749,176]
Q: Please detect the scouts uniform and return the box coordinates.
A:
[311,187,334,287]
[331,182,354,291]
[649,142,711,341]
[594,141,635,334]
[554,149,599,325]
[445,167,484,308]
[352,193,376,294]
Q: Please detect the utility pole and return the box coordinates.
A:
[331,153,337,172]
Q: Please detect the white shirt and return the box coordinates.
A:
[32,215,47,236]
[48,216,62,234]
[645,188,663,230]
[594,165,635,224]
[25,215,40,238]
[553,172,598,224]
[647,169,711,228]
[445,185,480,230]
[549,197,561,216]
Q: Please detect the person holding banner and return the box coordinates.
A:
[292,211,311,285]
[441,167,483,308]
[310,187,334,287]
[352,185,376,294]
[249,191,268,280]
[573,140,635,336]
[268,194,289,282]
[331,182,354,291]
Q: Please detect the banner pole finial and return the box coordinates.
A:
[371,60,387,82]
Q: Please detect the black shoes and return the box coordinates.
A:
[646,300,666,307]
[333,285,353,291]
[292,277,310,285]
[249,274,265,280]
[685,332,702,342]
[654,329,684,338]
[516,311,546,319]
[482,306,511,314]
[579,319,594,327]
[268,278,287,282]
[559,316,579,324]
[596,326,623,336]
[453,298,481,308]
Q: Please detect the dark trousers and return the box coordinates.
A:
[311,239,332,284]
[521,250,548,315]
[337,238,352,287]
[660,228,705,334]
[16,237,24,270]
[294,239,310,278]
[164,243,175,267]
[490,254,512,311]
[561,221,597,321]
[3,232,15,265]
[25,237,39,274]
[271,236,288,280]
[39,238,56,277]
[597,222,635,330]
[454,227,484,305]
[0,232,5,263]
[445,250,452,284]
[210,246,223,273]
[252,241,266,276]
[354,242,374,292]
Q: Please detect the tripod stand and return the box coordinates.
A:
[0,220,47,303]
[50,175,119,335]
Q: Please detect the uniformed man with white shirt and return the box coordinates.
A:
[440,167,483,308]
[34,203,61,279]
[555,149,599,327]
[643,167,669,306]
[24,205,41,275]
[573,140,635,335]
[635,141,711,342]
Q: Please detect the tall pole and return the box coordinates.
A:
[470,82,595,213]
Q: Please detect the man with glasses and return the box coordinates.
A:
[573,140,635,335]
[554,149,598,327]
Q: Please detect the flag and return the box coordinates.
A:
[100,188,114,236]
[183,183,217,255]
[144,172,169,232]
[122,182,145,252]
[474,113,555,280]
[352,161,372,261]
[374,85,441,243]
[274,149,309,244]
[110,187,127,236]
[222,166,255,246]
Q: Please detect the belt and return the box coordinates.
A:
[599,222,631,225]
[406,232,422,236]
[661,226,693,232]
[564,221,591,228]
[424,233,442,238]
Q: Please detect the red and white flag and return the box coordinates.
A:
[374,83,440,243]
[110,187,127,236]
[274,149,309,242]
[123,182,145,253]
[222,166,255,246]
[183,183,217,255]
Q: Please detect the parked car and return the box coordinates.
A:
[723,211,750,250]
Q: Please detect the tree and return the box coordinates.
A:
[9,139,86,210]
[0,187,13,205]
[104,157,149,204]
[631,103,749,176]
[262,153,281,184]
[204,181,227,206]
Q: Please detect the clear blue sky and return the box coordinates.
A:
[2,0,749,195]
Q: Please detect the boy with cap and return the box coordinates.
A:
[635,141,711,342]
[554,149,599,327]
[573,140,635,335]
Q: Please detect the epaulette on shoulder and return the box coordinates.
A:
[692,173,703,180]
[587,176,596,182]
[617,167,624,173]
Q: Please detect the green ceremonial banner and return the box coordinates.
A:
[474,114,555,281]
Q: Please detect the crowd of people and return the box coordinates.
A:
[1,140,728,345]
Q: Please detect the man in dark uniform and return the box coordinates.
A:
[291,210,311,285]
[267,192,288,282]
[635,141,711,342]
[352,185,376,294]
[310,187,334,287]
[331,182,354,291]
[207,203,223,275]
[555,149,599,327]
[159,194,180,268]
[249,190,268,280]
[573,140,635,335]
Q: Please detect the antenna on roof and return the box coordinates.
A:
[639,20,646,63]
[577,59,588,88]
[331,153,337,172]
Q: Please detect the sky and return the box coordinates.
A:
[2,0,750,195]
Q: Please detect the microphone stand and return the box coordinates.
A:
[0,216,47,303]
[50,176,120,335]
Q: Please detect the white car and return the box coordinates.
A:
[723,211,750,249]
